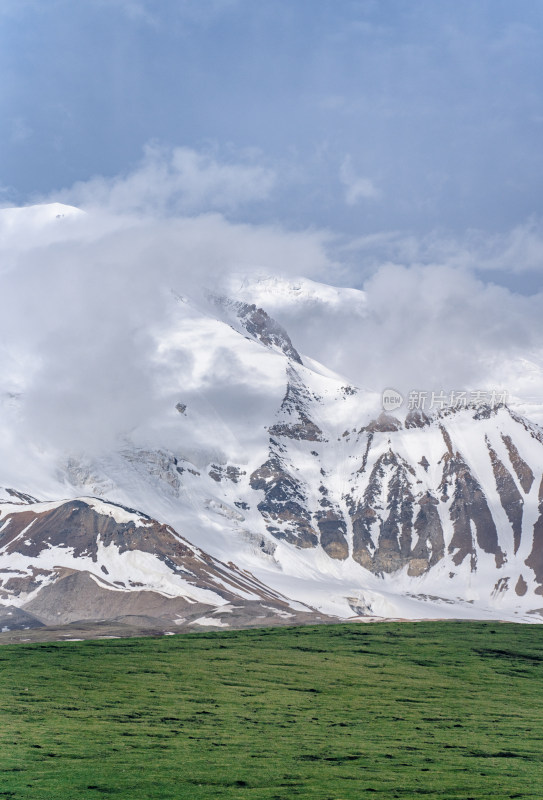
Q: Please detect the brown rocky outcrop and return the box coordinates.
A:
[363,413,403,433]
[351,451,415,573]
[442,455,505,569]
[487,438,523,553]
[501,434,534,493]
[250,457,319,548]
[405,409,431,429]
[408,493,445,576]
[525,476,543,593]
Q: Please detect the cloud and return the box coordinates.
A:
[232,245,543,415]
[475,220,543,274]
[340,156,380,205]
[339,218,543,278]
[356,263,539,394]
[3,143,543,470]
[0,195,333,457]
[54,144,276,216]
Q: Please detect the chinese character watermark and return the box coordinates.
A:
[405,389,507,411]
[382,388,508,412]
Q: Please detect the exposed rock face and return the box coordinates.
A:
[487,438,523,553]
[250,455,319,548]
[235,302,303,363]
[363,413,403,433]
[217,296,303,363]
[316,483,349,560]
[409,493,445,576]
[250,369,324,546]
[209,464,246,483]
[501,434,534,493]
[23,571,209,626]
[347,457,444,577]
[351,451,416,574]
[0,501,146,562]
[249,366,352,557]
[1,488,38,504]
[442,452,505,569]
[405,409,431,429]
[473,403,500,420]
[440,425,454,457]
[316,512,348,560]
[525,476,543,592]
[243,366,543,602]
[0,498,318,625]
[250,450,350,559]
[419,456,430,472]
[1,567,51,600]
[268,415,323,442]
[268,368,324,442]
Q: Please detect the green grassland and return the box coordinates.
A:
[1,621,543,799]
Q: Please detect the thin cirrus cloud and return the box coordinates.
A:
[337,219,543,280]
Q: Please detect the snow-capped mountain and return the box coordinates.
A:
[2,203,543,634]
[0,493,327,636]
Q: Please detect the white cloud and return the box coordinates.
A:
[243,259,543,410]
[340,155,380,205]
[4,143,543,461]
[475,219,543,273]
[0,197,333,454]
[54,144,276,216]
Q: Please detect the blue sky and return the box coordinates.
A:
[2,0,543,286]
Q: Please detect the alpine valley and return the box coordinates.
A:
[2,203,543,640]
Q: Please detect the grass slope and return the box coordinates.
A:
[1,622,543,799]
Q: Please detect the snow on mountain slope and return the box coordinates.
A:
[0,495,327,632]
[2,204,543,629]
[0,202,83,227]
[51,315,543,622]
[228,274,367,315]
[0,202,85,251]
[3,278,543,623]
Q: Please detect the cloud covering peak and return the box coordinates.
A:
[2,138,543,469]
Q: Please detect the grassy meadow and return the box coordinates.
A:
[1,621,543,799]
